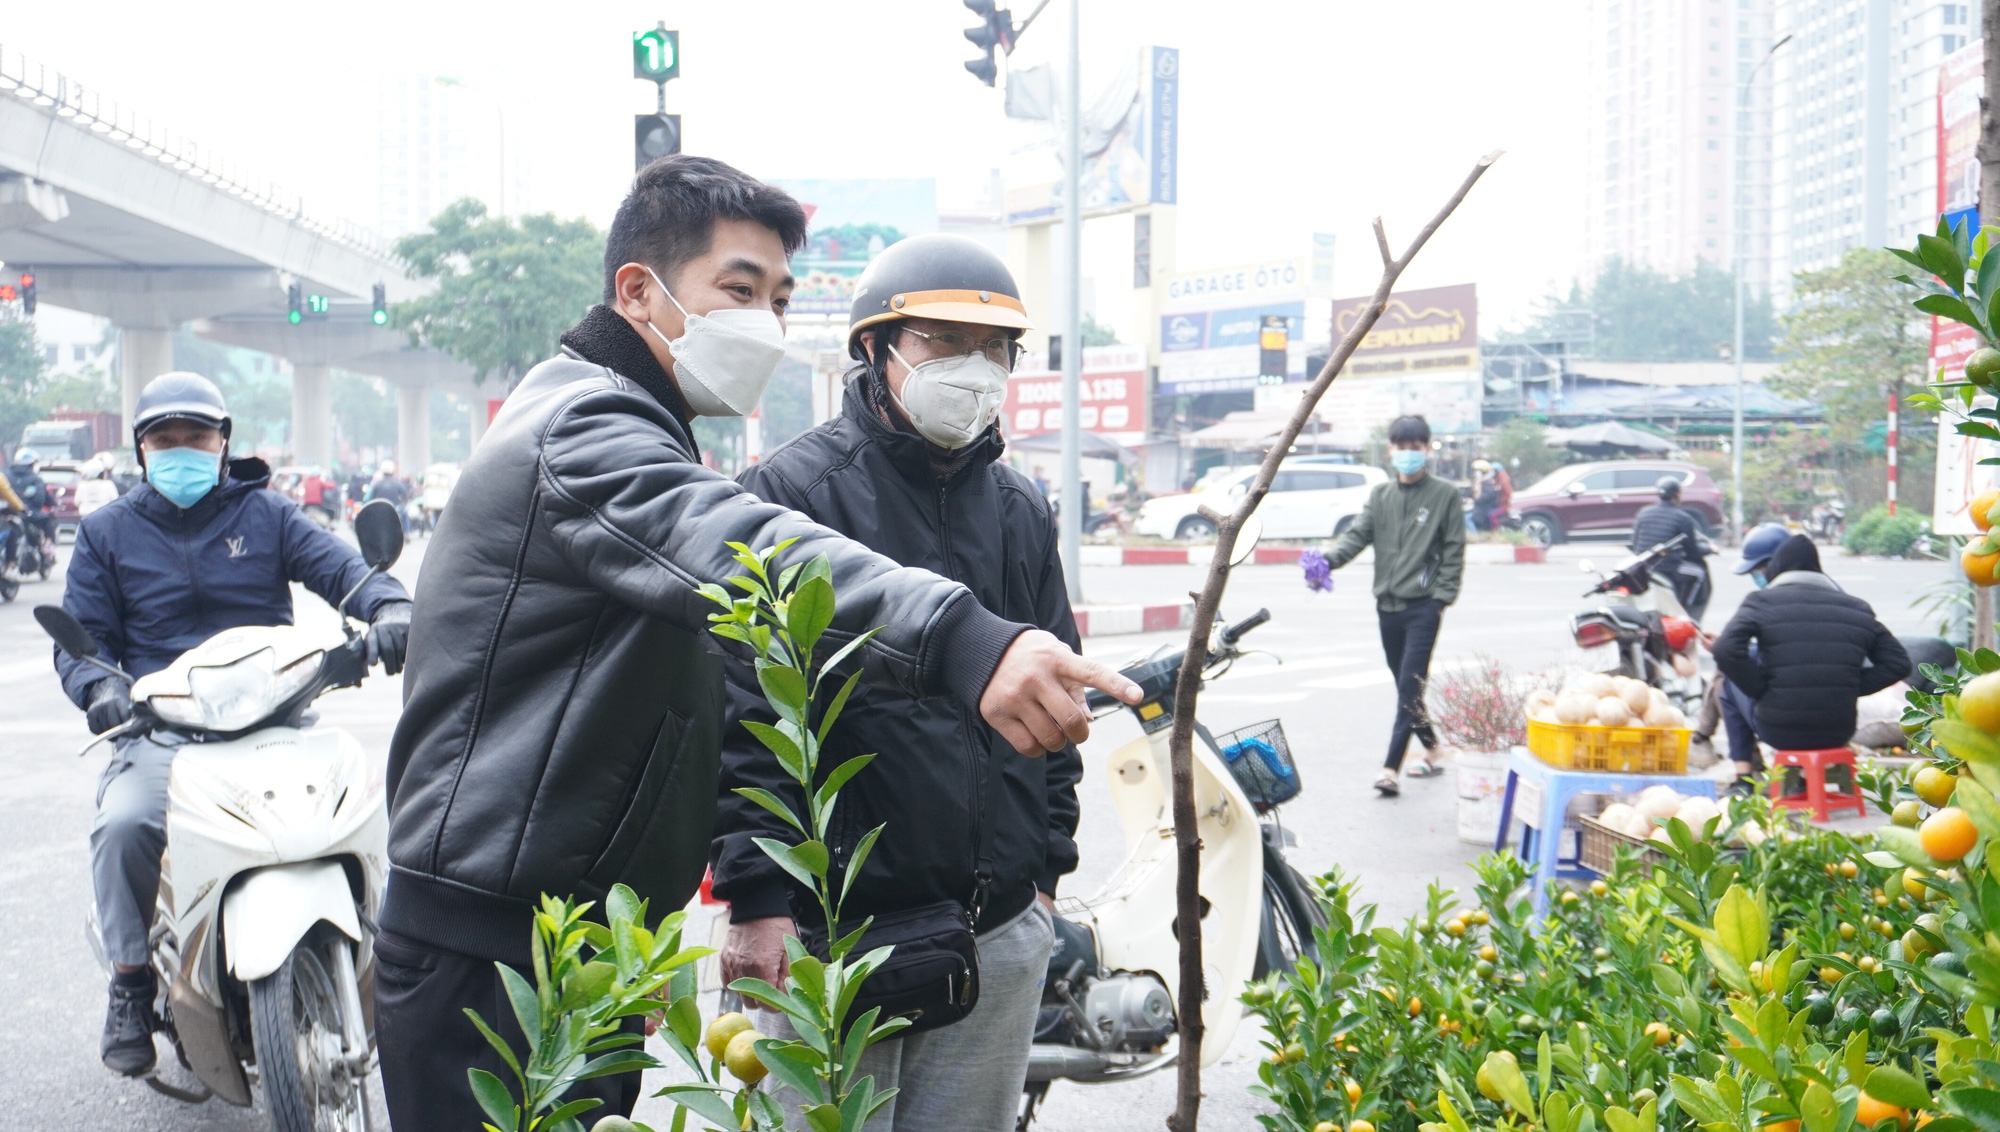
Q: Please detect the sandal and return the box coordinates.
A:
[1374,772,1401,798]
[1406,758,1445,779]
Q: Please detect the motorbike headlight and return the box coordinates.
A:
[166,647,324,733]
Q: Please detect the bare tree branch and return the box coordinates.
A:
[1164,149,1502,1132]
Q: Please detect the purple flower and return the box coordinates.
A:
[1301,548,1333,593]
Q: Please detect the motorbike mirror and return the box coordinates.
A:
[1228,512,1265,567]
[1577,559,1596,574]
[353,499,405,570]
[33,604,97,659]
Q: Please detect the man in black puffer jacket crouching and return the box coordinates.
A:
[1712,534,1910,754]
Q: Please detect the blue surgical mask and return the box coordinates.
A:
[1390,449,1428,476]
[145,447,223,509]
[1750,570,1769,589]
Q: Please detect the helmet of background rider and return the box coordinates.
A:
[845,233,1033,365]
[130,372,232,461]
[1655,475,1683,501]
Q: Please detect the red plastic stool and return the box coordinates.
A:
[1767,747,1868,823]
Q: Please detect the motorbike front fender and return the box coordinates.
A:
[222,859,360,983]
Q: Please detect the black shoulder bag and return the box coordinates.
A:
[794,749,1001,1035]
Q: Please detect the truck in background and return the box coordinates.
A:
[17,411,120,460]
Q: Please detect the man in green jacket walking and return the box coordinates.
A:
[1323,414,1466,796]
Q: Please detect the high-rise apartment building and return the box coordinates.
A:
[1773,0,1975,286]
[1585,0,1781,294]
[374,72,518,240]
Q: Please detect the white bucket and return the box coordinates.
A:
[1455,748,1511,845]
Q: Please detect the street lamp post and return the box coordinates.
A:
[1058,0,1083,604]
[1731,33,1790,542]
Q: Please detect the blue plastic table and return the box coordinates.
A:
[1492,747,1718,918]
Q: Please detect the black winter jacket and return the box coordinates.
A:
[711,374,1082,934]
[1629,502,1707,566]
[382,308,1028,967]
[1713,570,1911,749]
[56,458,409,705]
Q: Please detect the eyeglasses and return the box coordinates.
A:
[898,325,1020,368]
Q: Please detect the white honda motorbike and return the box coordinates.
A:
[36,499,405,1132]
[1018,516,1325,1127]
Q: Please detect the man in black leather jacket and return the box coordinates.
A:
[712,235,1072,1128]
[375,155,1137,1130]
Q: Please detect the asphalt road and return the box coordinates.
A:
[0,533,1945,1131]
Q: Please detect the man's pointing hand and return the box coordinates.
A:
[979,629,1142,755]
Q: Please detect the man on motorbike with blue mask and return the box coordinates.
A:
[54,371,412,1077]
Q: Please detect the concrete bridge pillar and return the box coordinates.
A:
[291,365,333,469]
[118,327,175,440]
[396,383,431,473]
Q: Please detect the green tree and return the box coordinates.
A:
[1520,256,1774,361]
[1771,247,1932,513]
[1082,312,1120,347]
[393,199,604,386]
[1483,416,1568,484]
[0,319,50,453]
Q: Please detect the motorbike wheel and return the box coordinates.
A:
[249,929,370,1132]
[1252,855,1328,979]
[0,574,16,603]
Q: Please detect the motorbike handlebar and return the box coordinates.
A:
[1220,608,1271,647]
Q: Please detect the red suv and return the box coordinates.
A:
[1509,460,1723,546]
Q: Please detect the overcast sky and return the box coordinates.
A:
[5,0,1590,338]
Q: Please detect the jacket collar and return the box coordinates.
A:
[843,368,1004,485]
[1768,569,1841,592]
[558,303,693,427]
[130,456,271,527]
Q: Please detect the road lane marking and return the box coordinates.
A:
[1301,670,1396,690]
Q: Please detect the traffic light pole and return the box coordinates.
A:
[1058,0,1083,606]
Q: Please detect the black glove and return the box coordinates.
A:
[366,601,414,676]
[86,679,133,735]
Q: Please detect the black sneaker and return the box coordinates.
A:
[102,980,158,1076]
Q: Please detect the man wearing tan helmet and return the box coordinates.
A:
[711,232,1069,1130]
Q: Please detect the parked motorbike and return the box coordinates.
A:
[1572,534,1704,713]
[403,499,430,537]
[1019,517,1325,1126]
[1808,498,1846,545]
[34,499,405,1131]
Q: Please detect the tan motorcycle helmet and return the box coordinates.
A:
[845,233,1033,362]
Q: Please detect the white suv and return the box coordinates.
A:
[1135,459,1386,540]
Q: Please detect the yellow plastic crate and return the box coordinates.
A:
[1525,716,1691,775]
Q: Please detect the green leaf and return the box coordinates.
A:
[757,663,810,725]
[803,1104,844,1132]
[1946,1087,2000,1132]
[1877,825,1946,869]
[754,836,820,888]
[1922,233,1972,293]
[1938,721,2000,765]
[1863,851,1907,869]
[654,1084,742,1129]
[741,721,806,780]
[574,1049,659,1081]
[1799,1081,1840,1132]
[814,754,877,815]
[787,839,831,879]
[1713,884,1770,972]
[841,824,886,908]
[497,964,543,1047]
[732,787,806,834]
[1866,1066,1934,1110]
[814,629,881,691]
[753,1039,828,1103]
[543,1098,604,1127]
[817,670,865,744]
[1919,293,1983,328]
[1482,1050,1537,1120]
[468,1068,520,1132]
[1958,777,2000,842]
[666,993,701,1052]
[786,574,837,660]
[605,883,641,929]
[462,1009,525,1080]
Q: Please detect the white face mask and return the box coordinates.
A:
[642,266,787,417]
[887,342,1010,450]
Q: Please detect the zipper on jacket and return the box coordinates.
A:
[935,479,993,921]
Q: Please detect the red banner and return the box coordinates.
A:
[1002,345,1148,444]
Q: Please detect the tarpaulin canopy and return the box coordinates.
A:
[1544,421,1676,454]
[1006,429,1134,461]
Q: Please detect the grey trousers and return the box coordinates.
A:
[91,735,179,968]
[753,900,1055,1132]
